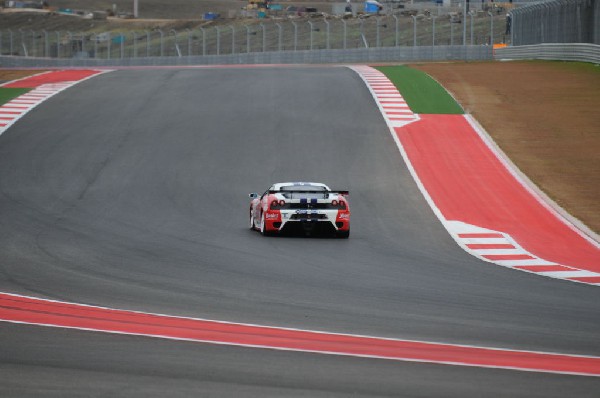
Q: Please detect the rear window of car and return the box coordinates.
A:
[279,185,328,198]
[280,185,326,191]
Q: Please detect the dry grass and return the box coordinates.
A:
[0,70,48,83]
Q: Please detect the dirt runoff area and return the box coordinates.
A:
[1,61,599,235]
[412,61,600,235]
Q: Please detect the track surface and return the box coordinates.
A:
[1,67,599,396]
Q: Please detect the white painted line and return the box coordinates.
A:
[537,270,600,278]
[471,249,528,255]
[495,259,560,267]
[462,238,511,244]
[389,116,417,120]
[2,107,27,111]
[385,109,413,113]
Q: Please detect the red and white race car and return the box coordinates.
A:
[249,182,350,238]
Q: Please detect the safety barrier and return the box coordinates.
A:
[495,43,600,63]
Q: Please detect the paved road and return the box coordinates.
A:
[0,67,599,396]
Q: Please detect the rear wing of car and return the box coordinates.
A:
[268,190,349,196]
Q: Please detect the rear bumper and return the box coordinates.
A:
[264,209,350,233]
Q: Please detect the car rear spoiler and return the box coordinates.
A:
[268,190,349,196]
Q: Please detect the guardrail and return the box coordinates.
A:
[0,45,493,67]
[495,43,600,64]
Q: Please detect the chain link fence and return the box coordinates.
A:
[0,13,507,61]
[509,0,600,45]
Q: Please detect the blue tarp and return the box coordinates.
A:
[364,1,382,13]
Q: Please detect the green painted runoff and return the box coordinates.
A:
[0,88,31,106]
[375,66,464,114]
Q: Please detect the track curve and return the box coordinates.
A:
[1,67,599,396]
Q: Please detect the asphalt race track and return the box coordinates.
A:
[1,67,599,396]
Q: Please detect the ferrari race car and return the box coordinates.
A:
[249,182,350,238]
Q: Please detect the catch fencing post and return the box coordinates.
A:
[120,32,125,58]
[261,23,266,52]
[43,30,49,57]
[172,29,182,57]
[376,17,381,47]
[56,31,60,58]
[276,22,283,51]
[291,21,298,51]
[308,20,314,50]
[66,31,72,58]
[392,14,399,47]
[576,3,582,43]
[30,29,35,57]
[145,30,151,57]
[470,11,474,45]
[19,29,27,57]
[360,18,368,48]
[200,27,206,55]
[412,15,417,47]
[244,25,250,53]
[133,31,138,57]
[324,18,330,49]
[9,29,15,56]
[231,25,236,54]
[186,28,192,56]
[341,19,347,49]
[432,16,437,46]
[488,11,493,45]
[158,29,164,57]
[215,26,220,55]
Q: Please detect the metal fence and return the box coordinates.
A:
[509,0,600,45]
[495,42,600,63]
[0,13,507,62]
[0,45,493,67]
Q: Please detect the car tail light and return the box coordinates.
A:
[270,201,278,209]
[279,200,286,206]
[332,200,338,206]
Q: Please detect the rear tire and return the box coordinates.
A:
[250,209,255,230]
[260,212,270,236]
[336,230,350,239]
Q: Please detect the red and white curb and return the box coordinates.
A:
[349,65,419,128]
[0,70,111,136]
[0,83,72,134]
[449,221,600,285]
[2,292,600,376]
